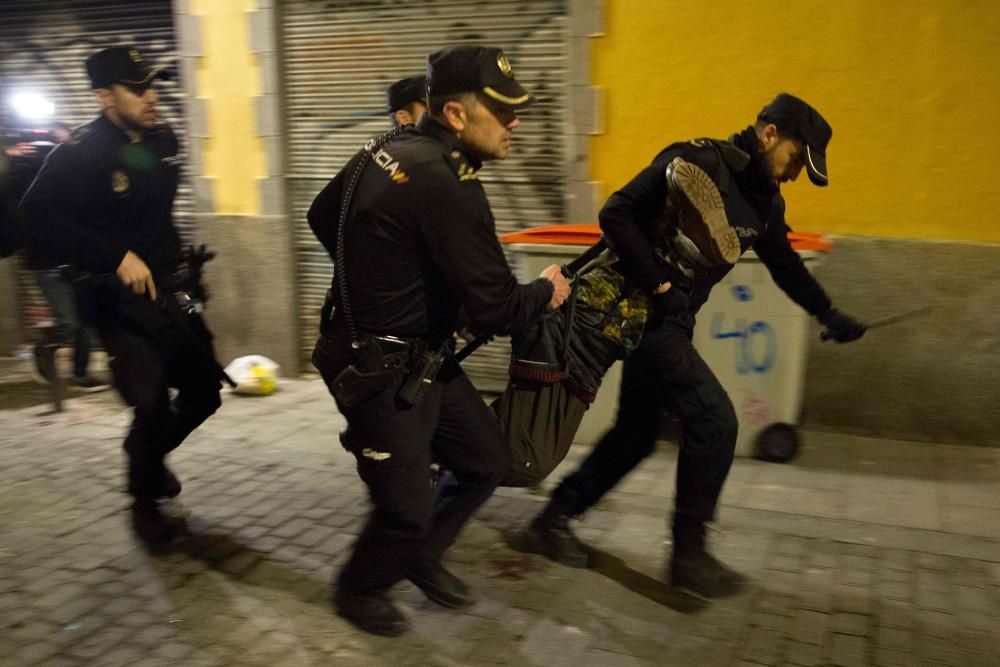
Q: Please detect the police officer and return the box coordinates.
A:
[521,93,866,599]
[308,45,571,636]
[19,46,222,545]
[386,74,428,127]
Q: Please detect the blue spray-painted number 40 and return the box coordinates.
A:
[709,286,777,374]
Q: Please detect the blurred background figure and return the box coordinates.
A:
[19,121,109,391]
[0,86,109,390]
[387,74,427,127]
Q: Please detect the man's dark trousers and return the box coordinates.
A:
[551,313,739,531]
[98,294,222,500]
[334,361,510,594]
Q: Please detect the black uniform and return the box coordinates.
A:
[19,114,221,501]
[548,127,833,541]
[309,114,552,594]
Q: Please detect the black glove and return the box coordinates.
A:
[817,308,866,343]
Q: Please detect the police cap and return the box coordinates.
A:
[427,45,533,109]
[85,46,165,90]
[387,75,427,113]
[758,93,832,186]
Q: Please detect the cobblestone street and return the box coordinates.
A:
[1,376,998,665]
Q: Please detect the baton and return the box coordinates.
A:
[821,305,932,341]
[865,305,932,330]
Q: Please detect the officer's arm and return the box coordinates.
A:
[19,144,129,274]
[598,153,678,292]
[752,198,832,316]
[422,177,552,335]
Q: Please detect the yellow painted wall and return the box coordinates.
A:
[190,0,265,214]
[590,0,1000,242]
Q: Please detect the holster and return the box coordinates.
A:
[312,332,413,409]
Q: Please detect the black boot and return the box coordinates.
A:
[405,559,473,609]
[333,586,409,637]
[127,458,181,500]
[670,522,747,599]
[517,488,591,568]
[160,466,182,499]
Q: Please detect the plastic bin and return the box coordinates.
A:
[501,225,831,454]
[690,246,827,456]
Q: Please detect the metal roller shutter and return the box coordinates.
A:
[281,0,569,391]
[0,0,190,336]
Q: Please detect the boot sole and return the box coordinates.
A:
[668,158,740,265]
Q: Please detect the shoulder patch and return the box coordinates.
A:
[366,138,410,184]
[443,150,478,182]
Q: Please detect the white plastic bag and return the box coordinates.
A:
[224,355,280,395]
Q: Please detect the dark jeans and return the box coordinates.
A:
[99,295,222,501]
[554,315,738,531]
[316,341,509,594]
[35,269,94,378]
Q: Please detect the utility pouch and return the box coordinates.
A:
[396,346,445,408]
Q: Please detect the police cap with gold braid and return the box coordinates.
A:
[426,45,534,110]
[85,46,165,90]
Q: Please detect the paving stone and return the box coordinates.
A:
[784,639,826,666]
[791,609,828,645]
[877,626,913,650]
[218,551,261,577]
[917,609,957,639]
[879,579,913,601]
[831,612,870,636]
[10,639,59,665]
[875,646,916,666]
[917,637,962,665]
[741,628,782,665]
[830,633,869,666]
[955,630,1000,655]
[749,612,788,632]
[291,526,333,549]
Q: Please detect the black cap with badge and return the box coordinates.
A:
[427,45,533,109]
[387,75,427,113]
[758,93,832,186]
[85,46,165,90]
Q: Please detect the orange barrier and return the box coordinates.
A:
[499,224,832,252]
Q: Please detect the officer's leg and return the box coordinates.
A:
[100,324,178,544]
[520,329,671,567]
[71,326,91,381]
[33,270,75,383]
[557,356,663,509]
[657,337,744,598]
[162,317,222,457]
[333,380,440,635]
[409,367,508,607]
